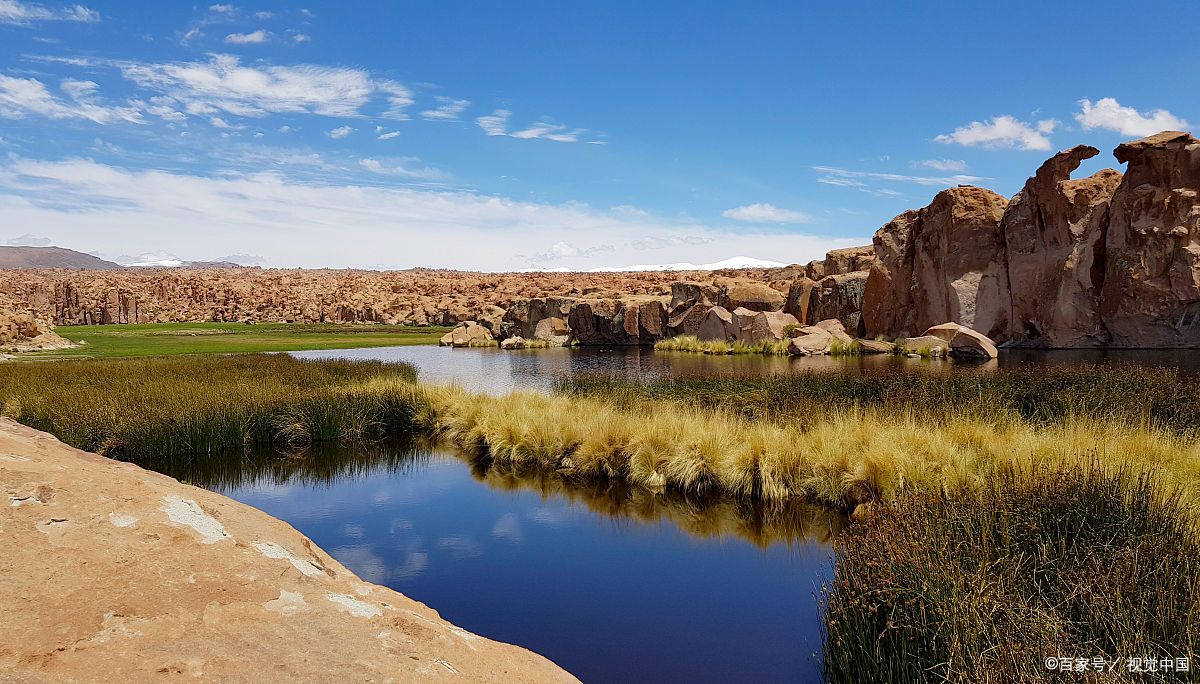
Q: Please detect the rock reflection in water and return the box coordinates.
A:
[151,438,844,547]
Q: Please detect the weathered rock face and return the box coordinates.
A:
[823,246,875,277]
[784,277,816,325]
[439,320,494,347]
[697,306,735,341]
[744,311,800,344]
[924,322,999,359]
[1100,131,1200,346]
[0,419,577,683]
[533,317,571,347]
[724,282,786,312]
[1002,146,1122,346]
[567,297,669,345]
[502,297,577,339]
[667,282,726,336]
[863,187,1011,339]
[0,293,73,353]
[808,271,870,336]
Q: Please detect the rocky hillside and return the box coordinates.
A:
[0,418,577,682]
[0,246,122,270]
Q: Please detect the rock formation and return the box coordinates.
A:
[0,419,577,682]
[1100,131,1200,346]
[862,187,1011,339]
[1001,146,1122,346]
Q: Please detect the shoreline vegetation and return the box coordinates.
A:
[25,322,451,359]
[3,354,1197,677]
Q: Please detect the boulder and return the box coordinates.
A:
[924,322,999,359]
[501,297,576,339]
[803,260,826,281]
[809,271,869,336]
[533,317,571,347]
[783,278,817,325]
[0,419,577,684]
[1100,131,1200,347]
[788,327,833,355]
[813,318,853,344]
[862,187,1011,340]
[745,311,800,344]
[857,338,893,354]
[667,302,709,337]
[902,335,950,356]
[1002,146,1122,346]
[441,320,494,347]
[697,306,735,341]
[500,335,526,350]
[567,297,669,345]
[724,282,785,312]
[729,307,759,342]
[823,245,876,276]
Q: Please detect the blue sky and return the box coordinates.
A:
[0,1,1195,270]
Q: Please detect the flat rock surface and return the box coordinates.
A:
[0,419,578,684]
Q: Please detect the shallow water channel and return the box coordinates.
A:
[162,345,1200,682]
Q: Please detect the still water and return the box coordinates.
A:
[159,441,839,683]
[177,345,1200,682]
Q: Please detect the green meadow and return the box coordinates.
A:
[27,322,451,359]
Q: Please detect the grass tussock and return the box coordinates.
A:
[823,464,1200,683]
[0,354,429,460]
[413,383,1200,510]
[557,365,1200,435]
[655,335,791,355]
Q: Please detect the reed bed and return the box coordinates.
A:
[557,364,1200,435]
[413,384,1200,510]
[0,354,427,461]
[655,335,792,355]
[823,464,1200,683]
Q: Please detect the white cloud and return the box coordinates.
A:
[1075,97,1189,138]
[476,109,510,136]
[376,80,413,119]
[722,203,812,224]
[914,159,967,172]
[377,130,400,140]
[278,125,292,133]
[0,0,98,24]
[475,108,588,142]
[209,4,235,13]
[420,96,470,121]
[255,11,273,19]
[358,157,443,180]
[611,204,648,217]
[0,158,863,270]
[812,166,987,187]
[0,75,144,124]
[6,232,52,246]
[119,54,374,118]
[526,240,615,264]
[935,115,1058,151]
[327,125,352,139]
[292,33,311,43]
[225,29,269,44]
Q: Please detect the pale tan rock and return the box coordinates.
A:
[788,327,832,355]
[902,335,950,356]
[822,245,875,277]
[724,282,785,312]
[924,322,999,359]
[533,317,571,347]
[729,307,759,342]
[813,318,853,344]
[446,321,494,347]
[697,306,734,341]
[744,311,800,344]
[500,335,526,350]
[857,339,893,354]
[0,419,577,684]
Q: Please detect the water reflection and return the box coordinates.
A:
[294,344,1200,396]
[158,439,835,683]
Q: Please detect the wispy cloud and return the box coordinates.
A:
[0,0,98,25]
[722,203,812,224]
[377,130,400,140]
[935,115,1058,151]
[358,157,444,180]
[326,125,352,139]
[225,29,269,44]
[813,166,986,187]
[420,96,470,121]
[475,108,589,142]
[913,159,967,172]
[6,232,52,246]
[0,74,143,124]
[291,33,311,43]
[1076,97,1189,138]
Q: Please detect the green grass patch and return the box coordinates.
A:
[823,464,1200,682]
[28,322,451,359]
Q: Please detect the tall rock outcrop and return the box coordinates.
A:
[862,187,1011,339]
[1001,146,1122,346]
[1100,131,1200,346]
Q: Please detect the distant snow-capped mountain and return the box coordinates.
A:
[518,255,787,273]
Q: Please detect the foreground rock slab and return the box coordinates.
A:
[0,419,577,683]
